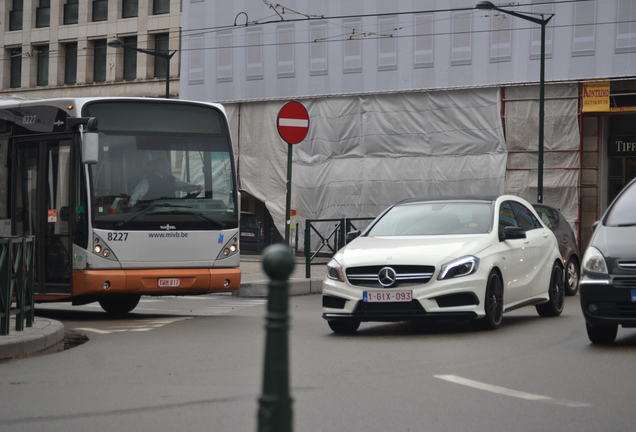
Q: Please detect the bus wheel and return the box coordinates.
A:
[98,295,141,315]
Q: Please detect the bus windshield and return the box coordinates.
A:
[83,101,237,230]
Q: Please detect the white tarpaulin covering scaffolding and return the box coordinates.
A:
[503,84,580,236]
[226,88,507,248]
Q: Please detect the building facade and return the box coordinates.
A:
[181,0,636,250]
[1,0,181,98]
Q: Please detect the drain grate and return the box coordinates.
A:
[63,331,89,351]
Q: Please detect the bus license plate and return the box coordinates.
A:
[363,290,412,303]
[158,278,180,288]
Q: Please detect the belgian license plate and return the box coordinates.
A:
[158,278,180,288]
[363,290,412,303]
[631,289,636,303]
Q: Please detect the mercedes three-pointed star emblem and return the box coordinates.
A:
[378,266,397,287]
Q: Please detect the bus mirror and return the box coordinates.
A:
[82,132,99,164]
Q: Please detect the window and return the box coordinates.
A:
[534,206,558,230]
[343,18,362,73]
[499,202,517,228]
[153,0,170,15]
[153,33,169,78]
[10,0,23,31]
[93,39,107,82]
[9,48,22,88]
[309,22,328,76]
[616,0,636,53]
[36,45,49,86]
[276,24,295,78]
[36,0,50,28]
[377,16,398,71]
[572,0,596,55]
[92,0,108,22]
[510,202,541,230]
[122,0,138,18]
[530,1,554,59]
[414,13,434,68]
[187,36,204,84]
[451,11,472,65]
[490,13,512,62]
[123,37,138,81]
[216,30,233,82]
[246,28,264,80]
[64,42,78,85]
[63,0,79,25]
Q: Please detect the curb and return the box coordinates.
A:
[0,317,65,360]
[239,278,324,297]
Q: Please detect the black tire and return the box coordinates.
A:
[586,322,618,345]
[536,264,565,317]
[327,319,360,334]
[564,257,580,296]
[480,271,504,330]
[99,294,141,315]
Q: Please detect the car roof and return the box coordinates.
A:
[396,196,498,205]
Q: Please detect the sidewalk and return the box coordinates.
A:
[238,253,327,297]
[0,316,65,360]
[0,254,327,360]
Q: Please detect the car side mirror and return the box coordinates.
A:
[346,230,361,243]
[592,220,599,230]
[500,226,526,241]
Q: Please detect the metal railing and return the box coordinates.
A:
[0,236,35,335]
[304,217,374,278]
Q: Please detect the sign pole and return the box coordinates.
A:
[276,101,310,247]
[284,142,293,245]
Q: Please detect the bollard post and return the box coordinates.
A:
[258,244,295,432]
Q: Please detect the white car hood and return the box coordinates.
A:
[339,235,490,268]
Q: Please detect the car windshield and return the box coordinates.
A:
[605,181,636,226]
[367,202,493,236]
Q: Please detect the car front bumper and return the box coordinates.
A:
[322,273,486,322]
[580,279,636,327]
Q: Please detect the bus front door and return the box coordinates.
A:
[13,137,73,296]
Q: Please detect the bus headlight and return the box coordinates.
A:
[217,234,239,259]
[92,235,118,261]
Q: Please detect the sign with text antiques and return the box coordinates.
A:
[582,81,636,113]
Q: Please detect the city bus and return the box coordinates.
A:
[0,97,240,313]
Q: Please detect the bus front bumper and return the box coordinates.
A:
[72,268,241,297]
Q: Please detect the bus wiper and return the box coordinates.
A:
[156,210,227,229]
[116,203,192,228]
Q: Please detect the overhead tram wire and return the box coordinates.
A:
[180,0,594,37]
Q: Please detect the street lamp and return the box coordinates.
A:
[107,38,177,99]
[476,1,553,203]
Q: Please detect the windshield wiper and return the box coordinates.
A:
[614,223,636,227]
[116,203,192,228]
[155,210,227,229]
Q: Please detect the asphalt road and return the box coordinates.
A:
[1,294,635,432]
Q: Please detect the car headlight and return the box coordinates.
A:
[438,255,480,280]
[581,246,608,275]
[326,258,345,282]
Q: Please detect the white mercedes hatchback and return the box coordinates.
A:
[322,196,565,334]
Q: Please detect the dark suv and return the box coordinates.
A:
[580,177,636,344]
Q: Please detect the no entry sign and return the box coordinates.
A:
[277,101,309,144]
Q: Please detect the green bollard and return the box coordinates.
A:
[258,243,295,432]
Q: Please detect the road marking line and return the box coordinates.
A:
[434,375,591,408]
[73,327,112,334]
